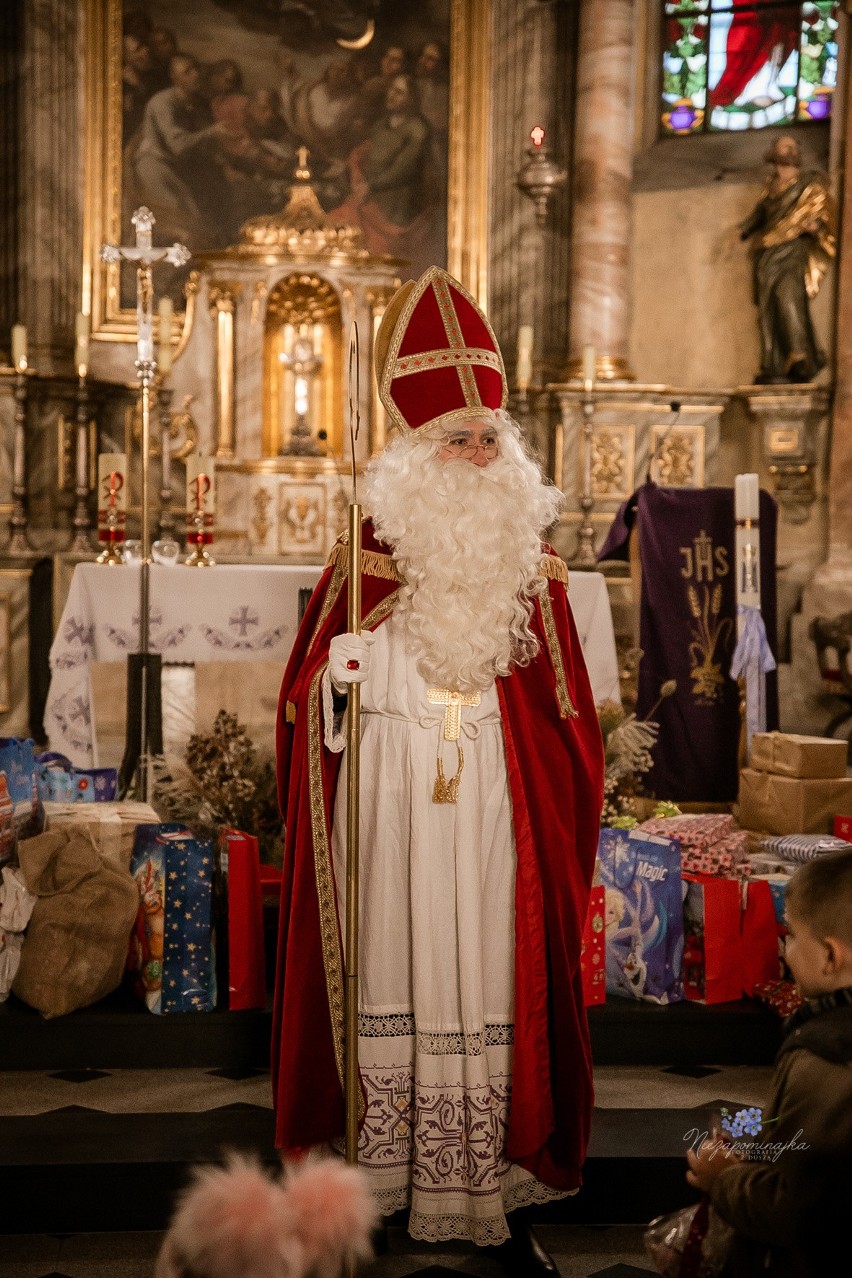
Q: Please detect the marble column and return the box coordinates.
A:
[567,0,635,381]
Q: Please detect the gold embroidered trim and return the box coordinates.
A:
[307,665,353,1108]
[285,700,297,724]
[539,587,578,720]
[393,346,503,378]
[306,563,345,659]
[433,273,480,407]
[327,541,401,582]
[539,555,568,585]
[362,591,399,630]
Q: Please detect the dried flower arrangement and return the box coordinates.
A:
[598,678,677,825]
[153,711,282,865]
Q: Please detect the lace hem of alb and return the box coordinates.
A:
[358,1011,514,1057]
[371,1177,571,1247]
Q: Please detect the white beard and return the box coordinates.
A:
[363,414,563,693]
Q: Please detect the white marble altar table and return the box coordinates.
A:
[45,564,619,766]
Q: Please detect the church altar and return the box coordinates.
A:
[45,563,619,767]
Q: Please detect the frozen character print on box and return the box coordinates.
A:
[127,824,216,1014]
[598,827,685,1004]
[0,739,44,870]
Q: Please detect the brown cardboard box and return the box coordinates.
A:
[736,769,852,836]
[749,732,848,780]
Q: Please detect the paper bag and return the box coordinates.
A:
[213,830,266,1011]
[682,873,742,1004]
[741,878,782,996]
[598,828,684,1004]
[580,885,606,1007]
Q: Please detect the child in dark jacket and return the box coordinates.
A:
[685,847,852,1278]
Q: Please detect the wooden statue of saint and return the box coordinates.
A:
[740,135,835,384]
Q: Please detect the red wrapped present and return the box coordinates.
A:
[580,885,606,1006]
[752,979,804,1018]
[835,814,852,842]
[214,830,266,1011]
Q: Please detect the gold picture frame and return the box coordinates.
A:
[82,0,492,345]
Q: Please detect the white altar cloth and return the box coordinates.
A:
[45,564,619,766]
[45,563,323,765]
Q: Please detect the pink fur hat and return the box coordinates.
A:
[155,1153,378,1278]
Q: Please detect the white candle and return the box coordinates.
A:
[11,324,27,371]
[186,455,215,514]
[158,298,174,375]
[734,473,761,632]
[582,344,596,388]
[75,312,90,376]
[98,453,128,512]
[734,473,759,521]
[516,325,533,391]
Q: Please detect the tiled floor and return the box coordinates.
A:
[0,1062,776,1276]
[0,1225,655,1277]
[0,1063,773,1117]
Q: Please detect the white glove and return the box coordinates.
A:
[328,632,376,692]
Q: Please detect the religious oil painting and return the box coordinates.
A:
[115,0,450,308]
[661,1,839,135]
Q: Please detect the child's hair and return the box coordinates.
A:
[786,848,852,946]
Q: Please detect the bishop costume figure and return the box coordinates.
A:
[272,267,604,1273]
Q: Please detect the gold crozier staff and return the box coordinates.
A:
[344,325,362,1229]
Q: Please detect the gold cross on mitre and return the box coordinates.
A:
[426,687,481,805]
[427,687,481,740]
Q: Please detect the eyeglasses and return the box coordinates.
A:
[441,436,499,459]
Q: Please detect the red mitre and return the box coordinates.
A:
[375,266,507,435]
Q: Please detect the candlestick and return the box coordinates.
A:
[516,324,533,391]
[75,312,90,377]
[158,298,173,375]
[96,452,128,564]
[11,324,27,372]
[70,370,95,553]
[581,344,596,392]
[185,454,215,566]
[8,367,33,552]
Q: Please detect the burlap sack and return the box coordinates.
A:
[12,828,138,1018]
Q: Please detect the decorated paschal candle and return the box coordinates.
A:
[96,453,128,563]
[185,454,215,566]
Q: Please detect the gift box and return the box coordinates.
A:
[640,814,749,878]
[35,753,118,803]
[761,833,851,863]
[127,824,216,1014]
[43,801,160,871]
[213,830,266,1011]
[835,815,852,842]
[682,873,742,1004]
[752,979,804,1018]
[598,829,684,1004]
[750,732,847,780]
[736,769,852,837]
[580,885,606,1007]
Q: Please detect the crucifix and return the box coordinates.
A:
[100,207,191,800]
[426,687,481,805]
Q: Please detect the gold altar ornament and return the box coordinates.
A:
[96,453,128,564]
[185,456,216,567]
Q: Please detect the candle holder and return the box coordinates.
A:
[96,456,127,565]
[575,384,597,564]
[157,382,175,539]
[70,371,96,553]
[8,367,34,554]
[185,506,215,566]
[96,507,126,564]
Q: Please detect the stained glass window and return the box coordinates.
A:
[661,1,839,134]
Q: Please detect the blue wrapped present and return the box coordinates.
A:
[0,738,44,868]
[127,823,216,1014]
[36,753,118,804]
